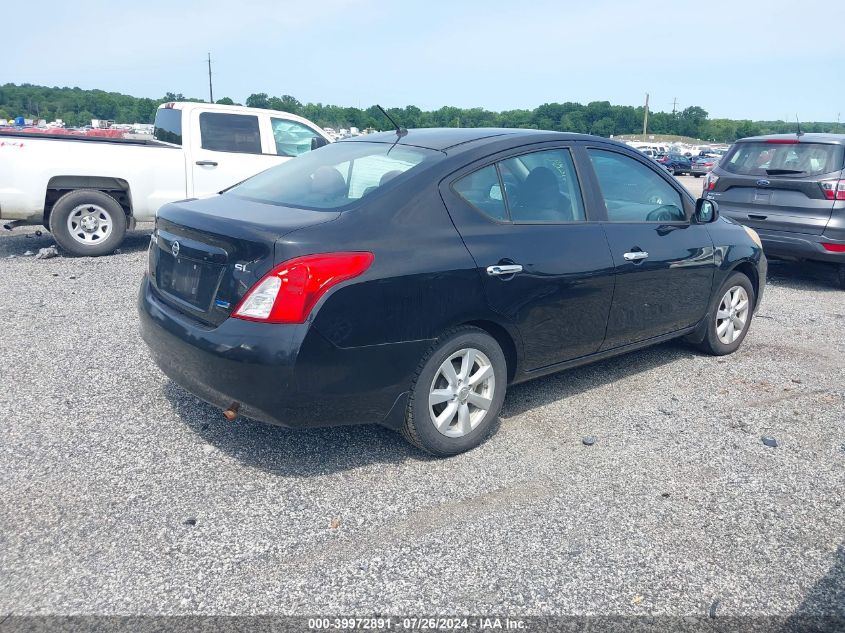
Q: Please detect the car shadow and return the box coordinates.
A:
[162,380,427,476]
[766,258,842,293]
[501,339,695,417]
[784,543,845,631]
[0,224,153,257]
[163,339,695,477]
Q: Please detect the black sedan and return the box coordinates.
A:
[139,128,767,456]
[657,152,693,176]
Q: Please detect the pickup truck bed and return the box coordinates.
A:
[0,101,330,256]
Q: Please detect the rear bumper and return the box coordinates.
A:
[138,277,425,429]
[755,228,845,264]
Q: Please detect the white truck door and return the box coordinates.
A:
[188,110,287,197]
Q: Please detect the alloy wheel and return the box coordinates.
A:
[428,347,496,438]
[715,285,750,344]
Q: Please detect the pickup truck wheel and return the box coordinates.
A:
[49,190,127,257]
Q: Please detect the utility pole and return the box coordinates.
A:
[642,93,649,136]
[207,53,213,104]
[672,97,678,115]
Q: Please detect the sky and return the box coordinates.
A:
[5,0,844,122]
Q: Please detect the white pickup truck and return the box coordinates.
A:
[0,102,331,255]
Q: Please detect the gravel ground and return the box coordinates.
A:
[0,211,843,622]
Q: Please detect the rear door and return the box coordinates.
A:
[441,144,615,371]
[189,110,286,197]
[710,140,844,234]
[583,146,716,349]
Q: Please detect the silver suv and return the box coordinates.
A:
[704,133,845,288]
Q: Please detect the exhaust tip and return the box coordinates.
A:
[222,402,240,421]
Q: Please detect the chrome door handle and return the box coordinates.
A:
[486,264,523,276]
[623,251,649,261]
[195,160,218,166]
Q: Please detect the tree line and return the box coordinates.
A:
[2,83,842,143]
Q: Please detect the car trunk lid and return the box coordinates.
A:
[149,194,339,326]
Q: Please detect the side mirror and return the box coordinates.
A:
[311,136,329,150]
[695,198,719,223]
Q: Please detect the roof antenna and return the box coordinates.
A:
[376,104,407,137]
[795,114,803,137]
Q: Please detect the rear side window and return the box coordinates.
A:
[501,149,585,222]
[153,108,182,145]
[199,112,261,154]
[271,118,323,157]
[588,149,685,222]
[722,141,844,177]
[453,148,586,223]
[453,165,508,221]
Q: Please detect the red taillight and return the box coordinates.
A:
[704,163,714,167]
[704,173,720,191]
[819,179,845,201]
[766,138,800,144]
[822,242,845,253]
[232,252,374,324]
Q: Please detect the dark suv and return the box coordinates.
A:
[704,133,845,287]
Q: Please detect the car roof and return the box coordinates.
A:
[339,127,596,152]
[737,132,845,145]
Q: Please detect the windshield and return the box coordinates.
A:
[722,141,844,177]
[227,141,441,209]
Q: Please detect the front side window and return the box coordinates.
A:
[499,148,585,222]
[271,118,323,157]
[199,112,261,154]
[588,149,685,222]
[228,141,440,210]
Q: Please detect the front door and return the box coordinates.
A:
[442,146,615,370]
[583,147,716,349]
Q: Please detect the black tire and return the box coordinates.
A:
[401,326,507,457]
[696,271,755,356]
[670,167,678,176]
[838,264,845,290]
[49,189,127,257]
[693,174,702,178]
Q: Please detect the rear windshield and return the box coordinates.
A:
[153,108,182,146]
[227,141,441,209]
[722,141,844,177]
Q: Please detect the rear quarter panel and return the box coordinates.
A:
[256,179,525,427]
